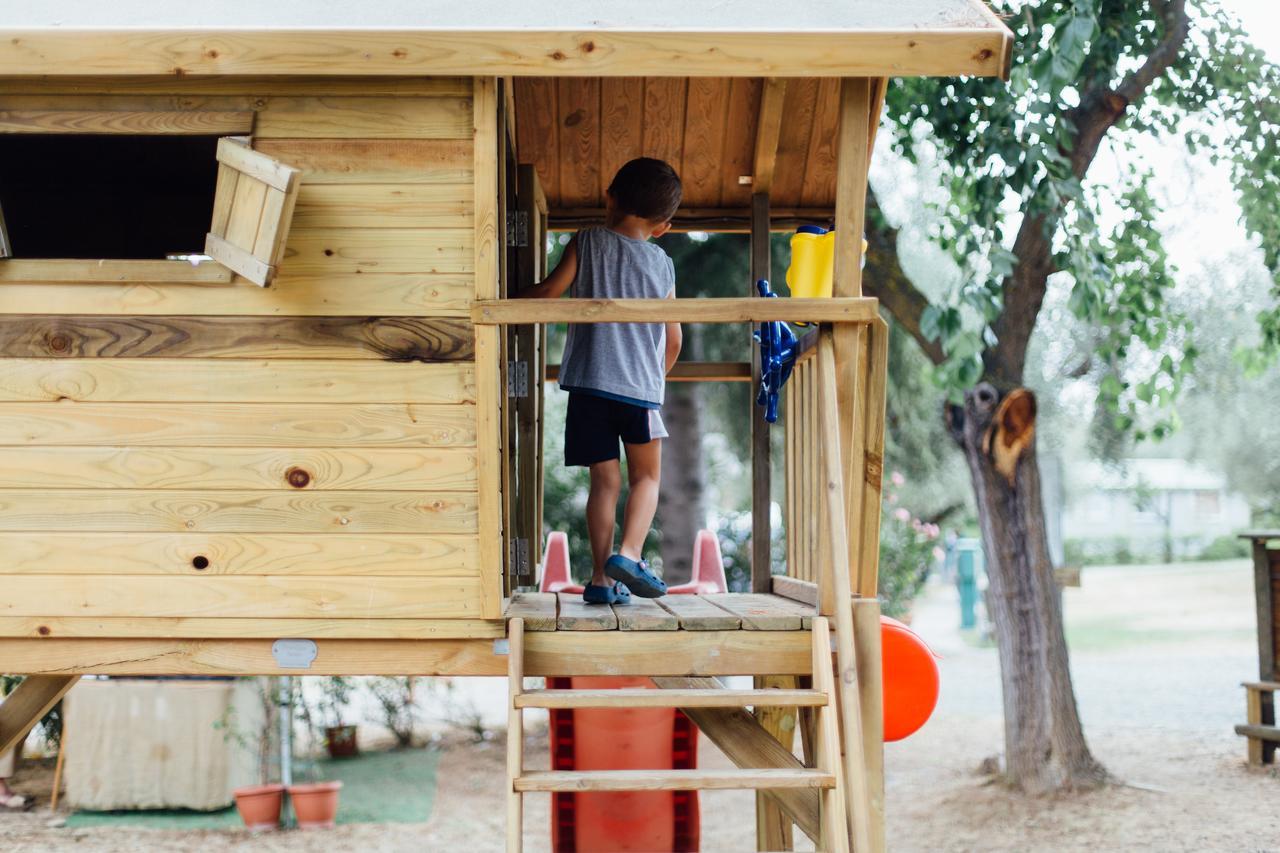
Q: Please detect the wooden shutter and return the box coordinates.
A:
[205,137,300,287]
[0,202,10,259]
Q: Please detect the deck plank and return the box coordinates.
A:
[761,593,818,629]
[704,594,803,630]
[557,593,617,631]
[615,597,678,631]
[505,593,558,632]
[658,594,742,631]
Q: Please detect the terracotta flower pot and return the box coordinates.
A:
[325,724,359,759]
[232,783,284,831]
[288,781,342,829]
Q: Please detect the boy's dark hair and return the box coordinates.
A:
[607,157,682,223]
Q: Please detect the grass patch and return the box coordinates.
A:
[67,747,441,829]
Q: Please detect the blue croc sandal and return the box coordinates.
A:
[603,555,667,599]
[582,582,631,605]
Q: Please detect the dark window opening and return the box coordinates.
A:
[0,134,220,260]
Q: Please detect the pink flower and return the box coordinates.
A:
[890,471,905,487]
[924,523,941,539]
[893,507,910,522]
[932,546,945,561]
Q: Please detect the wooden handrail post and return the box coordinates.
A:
[750,191,773,593]
[816,328,874,852]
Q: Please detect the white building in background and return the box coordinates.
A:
[1061,458,1251,561]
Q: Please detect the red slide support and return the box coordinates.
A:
[539,531,723,852]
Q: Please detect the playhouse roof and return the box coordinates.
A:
[0,0,1011,78]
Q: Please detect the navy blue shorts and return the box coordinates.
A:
[564,392,667,467]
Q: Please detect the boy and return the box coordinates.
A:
[517,158,682,604]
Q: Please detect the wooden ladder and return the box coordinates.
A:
[505,616,853,853]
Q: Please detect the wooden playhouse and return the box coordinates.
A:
[0,4,1012,850]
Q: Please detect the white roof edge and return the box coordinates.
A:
[1,1,1007,32]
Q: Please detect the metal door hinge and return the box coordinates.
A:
[507,210,528,247]
[507,360,529,398]
[509,538,530,578]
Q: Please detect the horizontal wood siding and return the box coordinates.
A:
[0,532,478,575]
[0,82,486,636]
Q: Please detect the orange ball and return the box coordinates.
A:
[880,616,940,742]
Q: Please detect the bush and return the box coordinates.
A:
[877,473,943,620]
[1197,534,1250,561]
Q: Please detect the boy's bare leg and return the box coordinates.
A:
[586,460,622,586]
[618,439,662,561]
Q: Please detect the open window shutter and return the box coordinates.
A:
[205,137,300,287]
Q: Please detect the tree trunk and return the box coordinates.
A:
[657,382,705,586]
[953,383,1107,792]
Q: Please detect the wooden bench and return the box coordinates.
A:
[1235,681,1280,765]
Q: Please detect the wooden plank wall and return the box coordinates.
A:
[0,78,490,638]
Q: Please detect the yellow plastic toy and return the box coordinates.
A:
[786,226,870,329]
[786,225,836,301]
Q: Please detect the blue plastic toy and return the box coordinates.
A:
[752,279,799,423]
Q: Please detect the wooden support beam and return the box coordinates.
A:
[0,632,813,677]
[752,80,788,194]
[856,318,890,597]
[474,76,504,619]
[0,675,77,756]
[816,329,875,853]
[547,360,752,383]
[832,78,875,611]
[549,206,831,234]
[853,598,886,850]
[0,30,1014,80]
[751,192,774,594]
[866,78,889,163]
[654,676,822,845]
[506,618,524,853]
[472,297,879,326]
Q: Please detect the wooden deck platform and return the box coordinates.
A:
[505,592,816,632]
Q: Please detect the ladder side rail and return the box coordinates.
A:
[816,327,875,852]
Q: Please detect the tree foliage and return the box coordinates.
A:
[881,0,1279,440]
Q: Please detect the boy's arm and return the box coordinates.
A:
[664,289,682,374]
[515,234,577,299]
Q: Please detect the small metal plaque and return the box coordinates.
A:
[493,638,510,656]
[271,638,318,669]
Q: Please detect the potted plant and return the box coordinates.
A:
[319,677,358,759]
[289,679,342,829]
[287,778,343,829]
[219,678,284,831]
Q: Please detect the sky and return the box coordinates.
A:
[1225,0,1280,61]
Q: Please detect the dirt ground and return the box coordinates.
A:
[2,559,1276,851]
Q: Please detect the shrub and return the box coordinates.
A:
[877,473,943,620]
[1197,534,1250,561]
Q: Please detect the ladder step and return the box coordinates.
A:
[514,768,835,793]
[515,688,827,710]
